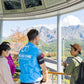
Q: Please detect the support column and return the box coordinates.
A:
[57,15,61,84]
[0,19,3,44]
[62,38,65,82]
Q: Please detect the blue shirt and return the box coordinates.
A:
[19,42,42,83]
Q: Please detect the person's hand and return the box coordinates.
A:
[43,75,47,82]
[42,70,48,82]
[62,62,68,67]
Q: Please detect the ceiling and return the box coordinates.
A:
[0,0,84,20]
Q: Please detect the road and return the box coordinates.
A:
[44,57,70,80]
[44,57,63,72]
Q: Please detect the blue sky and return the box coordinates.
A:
[2,9,84,37]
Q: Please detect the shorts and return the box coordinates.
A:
[21,81,41,84]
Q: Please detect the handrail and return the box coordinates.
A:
[13,79,20,84]
[14,71,70,84]
[13,79,18,81]
[48,71,68,75]
[14,71,68,75]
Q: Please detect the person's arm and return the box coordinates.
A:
[11,63,15,76]
[37,54,48,82]
[63,59,75,75]
[7,55,16,76]
[40,63,48,82]
[10,56,15,76]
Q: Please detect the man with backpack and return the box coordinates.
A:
[62,44,84,84]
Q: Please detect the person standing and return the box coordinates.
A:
[62,44,84,84]
[1,42,15,78]
[19,29,48,84]
[0,42,15,84]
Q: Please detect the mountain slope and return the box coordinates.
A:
[23,25,84,43]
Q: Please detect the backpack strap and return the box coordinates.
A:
[74,57,82,64]
[74,57,82,83]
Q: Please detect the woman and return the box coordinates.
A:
[0,42,15,84]
[1,42,15,77]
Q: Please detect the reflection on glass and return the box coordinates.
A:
[4,0,21,10]
[24,0,42,8]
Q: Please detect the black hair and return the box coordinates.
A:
[0,43,11,56]
[27,29,39,41]
[1,42,10,45]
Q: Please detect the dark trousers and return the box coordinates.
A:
[21,82,41,84]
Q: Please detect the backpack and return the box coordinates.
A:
[75,58,84,84]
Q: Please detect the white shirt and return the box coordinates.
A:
[0,56,15,84]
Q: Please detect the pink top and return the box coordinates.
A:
[0,57,15,84]
[6,54,15,76]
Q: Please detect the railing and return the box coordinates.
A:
[48,72,67,75]
[48,72,70,84]
[14,72,70,84]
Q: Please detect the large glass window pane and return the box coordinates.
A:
[0,1,3,14]
[24,0,42,8]
[4,0,21,10]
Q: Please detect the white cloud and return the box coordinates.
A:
[61,15,83,27]
[33,24,57,30]
[33,15,84,29]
